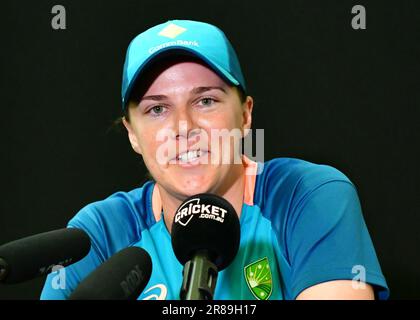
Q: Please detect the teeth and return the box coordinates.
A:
[177,150,202,162]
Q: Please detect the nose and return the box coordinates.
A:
[173,106,200,142]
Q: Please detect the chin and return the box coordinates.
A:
[175,177,214,197]
[180,183,210,197]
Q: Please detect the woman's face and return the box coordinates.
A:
[124,56,253,200]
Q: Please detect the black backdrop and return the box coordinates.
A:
[0,0,419,299]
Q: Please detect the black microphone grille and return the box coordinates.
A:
[171,193,240,270]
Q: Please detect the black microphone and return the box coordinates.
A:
[69,246,152,300]
[0,228,91,284]
[171,193,240,300]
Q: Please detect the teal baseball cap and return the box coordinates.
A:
[121,19,247,110]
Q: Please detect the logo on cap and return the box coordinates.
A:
[158,23,187,39]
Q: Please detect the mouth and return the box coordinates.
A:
[171,148,210,166]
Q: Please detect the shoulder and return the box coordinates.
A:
[253,157,357,230]
[68,181,156,259]
[255,157,353,208]
[257,157,351,190]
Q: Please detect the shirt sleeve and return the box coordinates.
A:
[285,179,390,300]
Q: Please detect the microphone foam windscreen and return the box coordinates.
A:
[0,228,91,284]
[171,193,240,270]
[69,246,152,300]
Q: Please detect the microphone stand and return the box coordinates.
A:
[180,250,218,300]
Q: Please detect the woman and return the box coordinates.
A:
[41,19,389,300]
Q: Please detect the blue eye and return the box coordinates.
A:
[148,105,166,116]
[199,97,216,106]
[152,106,163,113]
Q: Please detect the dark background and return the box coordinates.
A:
[0,0,419,299]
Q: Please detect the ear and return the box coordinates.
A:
[122,117,143,155]
[242,95,253,137]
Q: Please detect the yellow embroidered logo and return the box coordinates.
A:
[158,23,187,39]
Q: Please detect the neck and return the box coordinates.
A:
[157,164,245,234]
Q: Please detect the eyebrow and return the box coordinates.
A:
[191,86,227,95]
[140,86,227,102]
